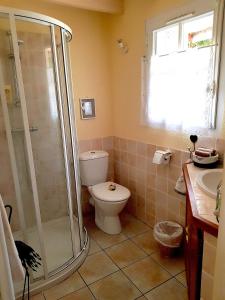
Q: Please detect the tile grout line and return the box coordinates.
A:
[142,277,177,296]
[78,258,119,287]
[101,240,186,296]
[77,270,97,300]
[88,223,152,252]
[84,215,187,298]
[81,241,146,297]
[87,224,184,280]
[149,253,185,278]
[100,248,145,297]
[173,273,187,288]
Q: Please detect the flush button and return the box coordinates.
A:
[108,184,116,191]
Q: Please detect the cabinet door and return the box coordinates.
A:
[185,196,203,300]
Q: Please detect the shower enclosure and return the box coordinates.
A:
[0,6,88,298]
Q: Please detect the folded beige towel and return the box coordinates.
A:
[0,194,24,282]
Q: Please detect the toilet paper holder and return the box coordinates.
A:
[152,149,172,165]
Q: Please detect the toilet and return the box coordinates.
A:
[79,150,130,234]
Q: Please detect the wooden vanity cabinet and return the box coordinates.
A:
[183,164,218,300]
[185,194,203,300]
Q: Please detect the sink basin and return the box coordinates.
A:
[196,169,223,199]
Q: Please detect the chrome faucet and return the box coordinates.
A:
[214,180,222,222]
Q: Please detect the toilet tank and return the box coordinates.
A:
[79,150,109,186]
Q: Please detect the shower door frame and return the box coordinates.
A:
[61,28,84,247]
[9,12,49,279]
[50,24,78,255]
[0,7,88,292]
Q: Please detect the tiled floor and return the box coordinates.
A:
[33,213,188,300]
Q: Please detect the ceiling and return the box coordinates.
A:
[46,0,123,14]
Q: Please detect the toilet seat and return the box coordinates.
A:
[90,182,130,202]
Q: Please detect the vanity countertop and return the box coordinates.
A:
[183,163,219,237]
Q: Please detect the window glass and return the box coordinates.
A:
[155,25,179,56]
[145,11,217,131]
[182,12,214,49]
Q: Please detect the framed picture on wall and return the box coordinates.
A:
[80,98,96,119]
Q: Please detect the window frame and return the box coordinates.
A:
[153,11,215,57]
[143,0,224,129]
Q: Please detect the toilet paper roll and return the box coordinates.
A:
[152,151,164,164]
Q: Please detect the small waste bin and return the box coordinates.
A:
[153,221,183,257]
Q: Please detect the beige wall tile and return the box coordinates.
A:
[156,165,168,178]
[147,144,156,158]
[137,142,148,156]
[127,153,137,167]
[136,155,148,171]
[170,149,182,166]
[102,136,113,150]
[114,137,120,150]
[168,164,182,182]
[127,139,137,154]
[119,138,127,151]
[136,197,146,219]
[155,177,167,193]
[202,240,217,276]
[147,160,156,175]
[121,213,150,237]
[91,138,103,150]
[204,232,217,247]
[121,151,128,164]
[201,271,214,300]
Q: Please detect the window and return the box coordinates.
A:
[143,5,222,133]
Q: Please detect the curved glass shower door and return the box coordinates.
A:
[15,19,76,275]
[0,9,86,296]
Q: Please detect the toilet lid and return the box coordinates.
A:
[91,182,131,202]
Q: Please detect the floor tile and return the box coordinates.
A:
[131,230,158,255]
[151,252,185,276]
[106,240,147,268]
[89,270,141,300]
[78,251,118,285]
[145,278,188,300]
[121,214,150,237]
[136,297,148,300]
[44,272,85,300]
[89,238,101,255]
[31,294,45,300]
[175,271,187,287]
[89,226,127,249]
[61,287,95,300]
[123,257,171,293]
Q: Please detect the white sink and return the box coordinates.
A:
[196,169,223,199]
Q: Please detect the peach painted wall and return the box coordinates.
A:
[2,0,224,148]
[0,0,113,140]
[107,0,224,151]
